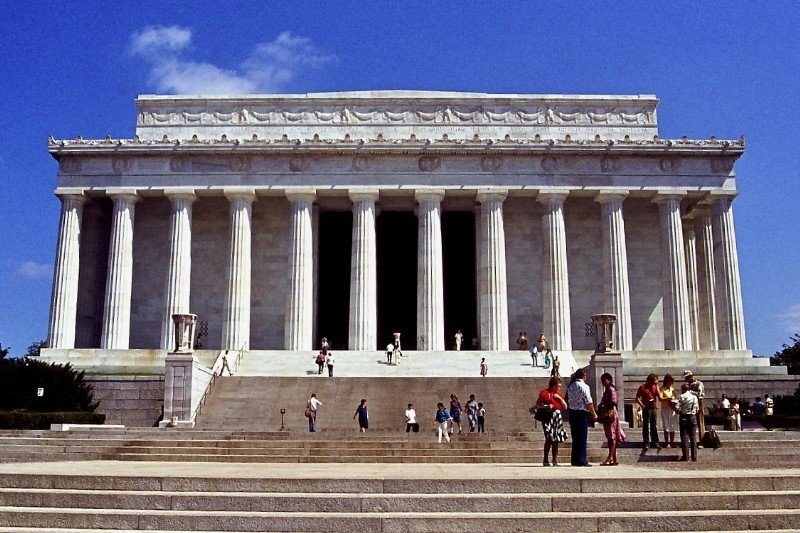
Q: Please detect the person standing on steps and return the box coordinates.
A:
[536,376,568,466]
[765,394,774,416]
[659,374,678,448]
[683,370,706,437]
[306,393,322,432]
[315,349,326,375]
[405,403,419,433]
[435,402,452,443]
[636,374,661,451]
[530,344,539,367]
[325,351,335,377]
[465,394,479,433]
[449,394,464,435]
[673,383,699,462]
[386,343,395,365]
[566,369,597,467]
[455,329,463,351]
[353,399,369,433]
[550,354,560,377]
[480,357,488,377]
[392,331,403,359]
[477,403,486,433]
[598,373,626,466]
[220,351,233,376]
[320,337,330,351]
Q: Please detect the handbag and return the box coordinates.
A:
[534,407,553,422]
[596,407,612,424]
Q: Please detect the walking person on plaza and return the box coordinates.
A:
[449,394,464,434]
[674,383,699,461]
[598,373,627,465]
[405,403,419,433]
[435,402,452,443]
[306,393,323,432]
[659,374,678,447]
[536,376,569,466]
[480,357,488,377]
[392,331,403,358]
[477,403,486,433]
[353,398,369,433]
[636,373,661,451]
[566,370,597,466]
[530,344,539,367]
[465,394,479,433]
[325,351,335,377]
[315,349,326,375]
[517,331,529,350]
[455,329,463,351]
[550,353,560,377]
[320,337,330,351]
[386,343,394,365]
[684,370,706,436]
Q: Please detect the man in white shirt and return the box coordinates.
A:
[765,394,774,416]
[674,384,699,461]
[325,353,335,377]
[405,403,419,433]
[307,393,323,432]
[566,369,597,467]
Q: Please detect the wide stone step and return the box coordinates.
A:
[2,507,800,532]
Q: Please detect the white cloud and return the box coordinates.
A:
[130,27,335,94]
[16,261,51,280]
[780,304,800,332]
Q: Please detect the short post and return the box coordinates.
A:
[588,313,625,424]
[280,408,286,431]
[160,313,199,428]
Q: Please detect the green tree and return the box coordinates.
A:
[0,343,8,359]
[25,340,45,358]
[771,334,800,375]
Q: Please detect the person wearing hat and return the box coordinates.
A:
[683,370,706,437]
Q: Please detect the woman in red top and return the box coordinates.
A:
[535,376,568,466]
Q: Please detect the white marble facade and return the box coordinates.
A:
[45,91,748,355]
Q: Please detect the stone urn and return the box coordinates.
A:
[171,313,197,354]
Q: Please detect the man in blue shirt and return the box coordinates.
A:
[566,369,598,467]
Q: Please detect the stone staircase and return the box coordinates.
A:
[1,462,800,531]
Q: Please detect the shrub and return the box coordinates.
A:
[0,411,105,430]
[0,357,99,412]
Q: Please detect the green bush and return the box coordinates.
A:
[0,411,105,430]
[0,357,99,412]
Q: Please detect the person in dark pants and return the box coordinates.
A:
[636,374,661,451]
[565,369,597,467]
[674,383,700,461]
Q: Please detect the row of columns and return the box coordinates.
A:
[47,187,747,353]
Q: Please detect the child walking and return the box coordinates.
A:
[477,403,486,433]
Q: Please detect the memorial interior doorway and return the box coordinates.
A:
[442,211,477,350]
[377,211,418,350]
[316,211,352,350]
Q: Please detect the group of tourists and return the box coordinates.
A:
[519,332,560,376]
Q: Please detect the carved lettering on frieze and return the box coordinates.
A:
[418,156,441,172]
[169,156,191,173]
[60,158,82,174]
[480,156,503,173]
[229,156,251,173]
[352,156,370,172]
[111,158,133,175]
[658,157,679,173]
[540,156,561,173]
[710,158,734,173]
[600,156,622,174]
[289,157,309,173]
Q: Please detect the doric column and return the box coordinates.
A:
[683,223,701,350]
[710,193,747,349]
[415,188,446,350]
[100,189,139,349]
[222,189,256,351]
[653,191,692,350]
[284,189,316,350]
[47,190,87,349]
[595,191,633,351]
[348,189,378,350]
[160,190,196,351]
[476,188,509,351]
[694,207,718,349]
[538,190,572,351]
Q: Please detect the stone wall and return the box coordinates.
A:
[87,375,164,427]
[624,375,800,403]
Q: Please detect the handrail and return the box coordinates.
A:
[191,343,247,422]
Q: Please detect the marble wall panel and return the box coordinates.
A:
[190,197,229,349]
[251,197,291,349]
[504,197,541,348]
[564,198,603,350]
[130,197,170,349]
[625,199,664,349]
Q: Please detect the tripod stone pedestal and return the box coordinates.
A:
[160,314,198,428]
[588,313,625,423]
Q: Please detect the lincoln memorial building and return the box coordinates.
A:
[42,91,777,381]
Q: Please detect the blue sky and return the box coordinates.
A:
[1,3,798,357]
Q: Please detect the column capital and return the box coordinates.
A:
[705,190,739,205]
[285,188,317,203]
[536,188,569,204]
[594,189,629,204]
[223,187,257,203]
[476,188,508,203]
[349,188,380,203]
[105,188,140,202]
[54,188,88,203]
[652,189,688,204]
[415,188,446,203]
[164,188,197,203]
